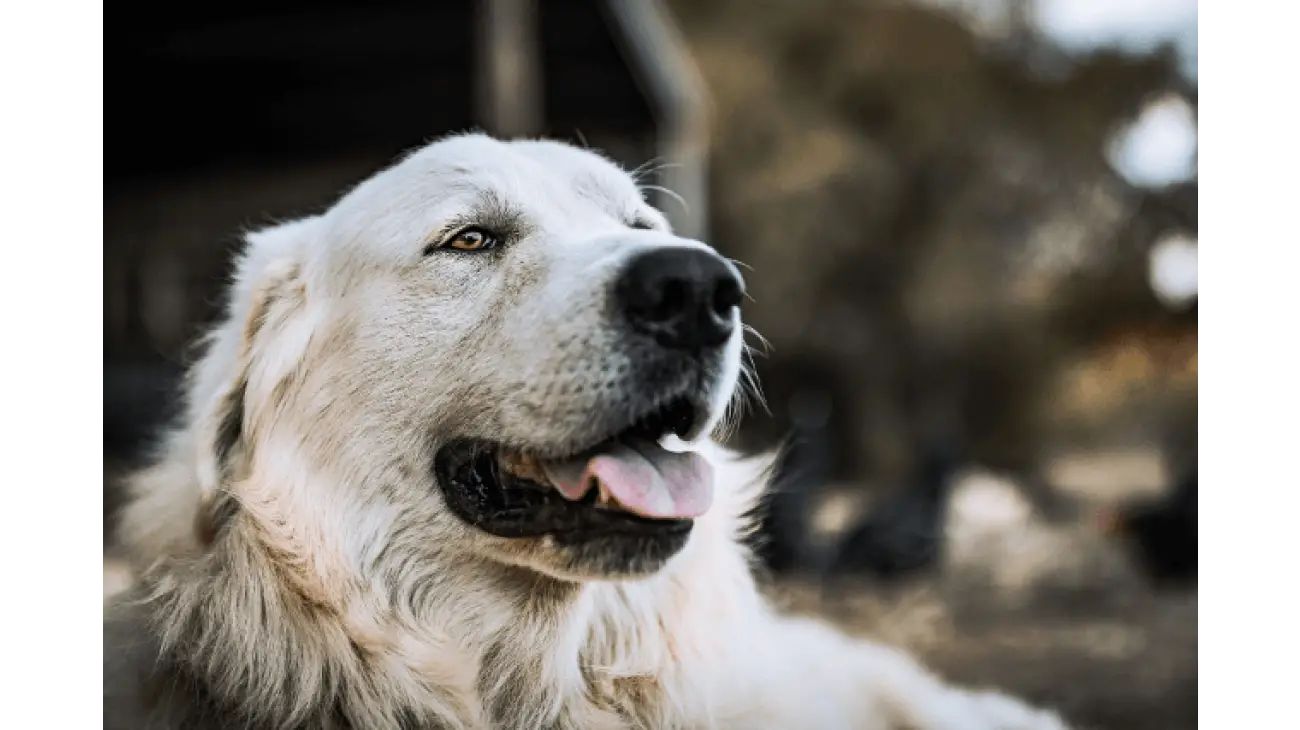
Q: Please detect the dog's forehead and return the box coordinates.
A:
[509,139,643,201]
[394,134,642,211]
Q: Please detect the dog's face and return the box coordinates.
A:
[208,135,746,583]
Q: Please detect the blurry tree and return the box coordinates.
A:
[666,0,1196,500]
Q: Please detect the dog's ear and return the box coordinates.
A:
[190,218,319,541]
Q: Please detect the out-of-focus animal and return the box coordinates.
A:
[826,438,963,582]
[752,421,833,575]
[1096,472,1197,587]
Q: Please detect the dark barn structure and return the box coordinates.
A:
[105,0,707,472]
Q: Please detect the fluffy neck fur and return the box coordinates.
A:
[127,444,775,730]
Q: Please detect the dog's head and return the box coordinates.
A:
[189,135,747,583]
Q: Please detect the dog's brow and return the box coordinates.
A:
[439,189,528,240]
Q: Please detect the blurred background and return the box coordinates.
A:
[104,1,1197,727]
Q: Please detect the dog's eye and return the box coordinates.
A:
[437,227,501,253]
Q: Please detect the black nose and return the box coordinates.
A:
[614,247,744,351]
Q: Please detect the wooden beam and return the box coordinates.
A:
[477,0,543,138]
[604,0,710,240]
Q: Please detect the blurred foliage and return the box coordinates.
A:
[666,0,1197,486]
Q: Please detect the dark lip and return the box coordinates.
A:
[431,394,705,541]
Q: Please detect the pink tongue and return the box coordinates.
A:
[541,440,714,519]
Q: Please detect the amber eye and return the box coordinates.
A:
[441,227,500,252]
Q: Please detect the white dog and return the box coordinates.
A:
[105,134,1069,730]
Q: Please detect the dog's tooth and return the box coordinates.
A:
[597,480,614,507]
[497,450,549,483]
[523,458,549,484]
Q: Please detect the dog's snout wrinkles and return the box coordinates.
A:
[615,247,744,351]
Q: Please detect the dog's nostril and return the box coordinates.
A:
[711,275,743,317]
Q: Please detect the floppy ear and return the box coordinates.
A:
[189,219,319,542]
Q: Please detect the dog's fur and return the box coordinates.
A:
[105,134,1068,730]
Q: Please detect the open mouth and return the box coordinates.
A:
[433,395,714,541]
